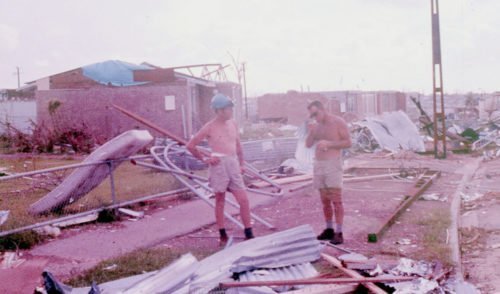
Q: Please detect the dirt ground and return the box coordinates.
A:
[1,152,499,293]
[157,153,500,293]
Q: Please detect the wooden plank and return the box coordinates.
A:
[321,253,387,294]
[367,170,441,242]
[250,174,312,188]
[52,212,99,228]
[118,208,144,219]
[284,284,357,294]
[112,103,188,146]
[252,172,402,189]
[220,276,414,288]
[343,259,399,271]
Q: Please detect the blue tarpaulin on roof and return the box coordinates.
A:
[82,60,153,86]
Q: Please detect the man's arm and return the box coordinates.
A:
[336,119,352,149]
[186,124,209,161]
[305,122,317,148]
[317,119,352,150]
[328,119,352,149]
[234,122,245,167]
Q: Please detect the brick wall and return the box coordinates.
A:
[49,69,101,89]
[257,92,340,125]
[133,68,176,83]
[36,85,191,142]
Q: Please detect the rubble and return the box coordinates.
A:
[0,210,9,226]
[33,225,61,238]
[39,225,323,294]
[29,130,154,215]
[1,252,25,269]
[351,111,425,153]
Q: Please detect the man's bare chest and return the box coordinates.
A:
[316,124,339,140]
[209,125,236,141]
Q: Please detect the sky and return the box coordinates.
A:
[0,0,498,96]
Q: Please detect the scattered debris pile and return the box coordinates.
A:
[28,130,154,215]
[39,225,322,293]
[36,224,476,293]
[351,111,425,153]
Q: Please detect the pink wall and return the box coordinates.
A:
[36,85,189,142]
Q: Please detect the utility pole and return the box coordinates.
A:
[431,0,446,158]
[14,66,21,88]
[242,62,248,120]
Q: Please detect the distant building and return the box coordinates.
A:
[32,60,241,141]
[0,84,36,101]
[256,91,341,125]
[256,90,406,125]
[478,93,500,121]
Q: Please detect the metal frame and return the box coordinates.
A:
[149,144,275,229]
[431,0,447,158]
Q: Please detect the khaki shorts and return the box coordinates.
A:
[319,187,342,202]
[313,157,343,190]
[208,156,246,193]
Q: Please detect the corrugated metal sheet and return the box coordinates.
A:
[354,110,424,152]
[54,225,321,294]
[69,253,198,294]
[227,263,318,294]
[82,60,152,86]
[185,225,321,293]
[121,253,198,293]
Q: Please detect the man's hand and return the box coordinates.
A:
[307,119,318,133]
[203,156,220,166]
[317,140,331,152]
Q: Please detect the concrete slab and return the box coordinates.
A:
[30,189,278,263]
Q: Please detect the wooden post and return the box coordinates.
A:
[321,253,388,294]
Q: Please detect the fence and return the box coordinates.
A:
[242,137,298,163]
[0,137,298,238]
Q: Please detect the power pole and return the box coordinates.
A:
[431,0,446,158]
[14,66,21,88]
[242,62,248,120]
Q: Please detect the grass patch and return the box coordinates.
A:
[414,209,452,266]
[66,247,215,287]
[0,230,46,250]
[0,156,182,236]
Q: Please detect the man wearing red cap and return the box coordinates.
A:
[187,93,254,247]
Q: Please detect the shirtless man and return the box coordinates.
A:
[187,93,253,246]
[305,100,352,244]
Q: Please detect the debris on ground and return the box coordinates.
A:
[351,111,425,153]
[1,252,25,269]
[33,225,61,238]
[38,225,323,293]
[0,210,9,226]
[28,130,154,215]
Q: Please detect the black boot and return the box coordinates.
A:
[219,229,228,247]
[317,228,334,240]
[244,227,254,240]
[331,232,344,245]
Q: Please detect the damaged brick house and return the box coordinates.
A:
[256,90,406,125]
[33,60,242,141]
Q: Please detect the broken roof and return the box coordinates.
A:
[81,60,153,86]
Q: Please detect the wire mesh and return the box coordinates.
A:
[0,136,297,238]
[0,156,182,237]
